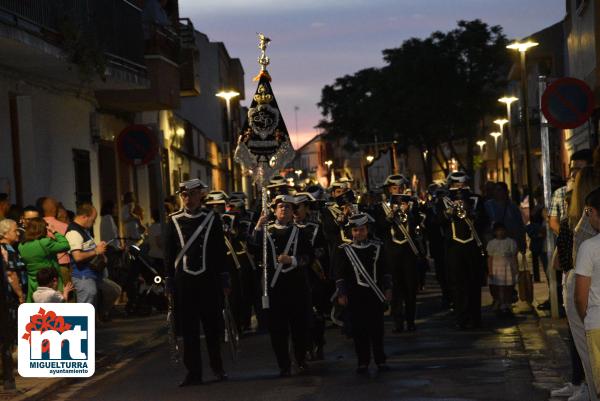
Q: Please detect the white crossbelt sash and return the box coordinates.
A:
[343,245,385,302]
[269,225,299,288]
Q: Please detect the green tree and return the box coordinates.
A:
[317,19,510,183]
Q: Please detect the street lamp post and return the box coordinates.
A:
[295,169,303,181]
[325,159,333,187]
[490,132,502,181]
[494,118,509,182]
[499,96,518,195]
[364,155,374,190]
[476,140,486,153]
[216,90,241,191]
[507,41,538,213]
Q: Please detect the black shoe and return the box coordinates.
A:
[356,365,369,374]
[407,322,416,332]
[297,361,309,374]
[214,371,228,382]
[179,374,203,387]
[279,368,292,377]
[314,346,324,361]
[377,364,391,372]
[393,323,404,333]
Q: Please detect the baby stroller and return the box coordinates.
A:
[125,244,168,315]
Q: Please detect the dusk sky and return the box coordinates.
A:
[179,0,566,149]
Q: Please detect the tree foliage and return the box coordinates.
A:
[317,19,510,180]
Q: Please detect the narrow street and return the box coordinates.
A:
[43,277,550,401]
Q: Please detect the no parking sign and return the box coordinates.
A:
[541,77,595,129]
[116,125,159,166]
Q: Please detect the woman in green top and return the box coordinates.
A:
[18,217,70,302]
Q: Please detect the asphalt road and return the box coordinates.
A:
[46,278,549,401]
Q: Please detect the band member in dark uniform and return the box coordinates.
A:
[438,174,486,329]
[321,185,355,270]
[387,194,424,332]
[372,174,409,240]
[335,214,393,374]
[165,179,230,386]
[227,194,266,330]
[293,192,332,360]
[424,183,452,308]
[251,195,313,377]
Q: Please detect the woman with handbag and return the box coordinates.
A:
[18,217,70,302]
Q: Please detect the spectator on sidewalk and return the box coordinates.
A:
[0,255,16,390]
[32,267,74,303]
[0,219,27,305]
[41,197,70,284]
[526,190,548,283]
[20,205,40,230]
[575,187,600,399]
[0,219,26,391]
[559,166,600,401]
[484,182,527,253]
[66,203,108,305]
[56,203,72,225]
[18,217,70,302]
[100,200,119,246]
[486,222,518,316]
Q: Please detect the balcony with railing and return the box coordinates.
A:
[0,0,189,111]
[0,0,148,89]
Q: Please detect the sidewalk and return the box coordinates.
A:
[519,278,573,399]
[0,309,167,401]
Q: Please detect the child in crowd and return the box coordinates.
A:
[486,222,518,316]
[32,267,73,303]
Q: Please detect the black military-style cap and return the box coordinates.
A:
[176,178,208,194]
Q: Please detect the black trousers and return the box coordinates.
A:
[348,290,386,366]
[175,273,224,379]
[268,279,310,370]
[431,243,451,304]
[567,322,585,385]
[309,278,335,349]
[389,245,418,327]
[239,262,256,329]
[446,242,483,326]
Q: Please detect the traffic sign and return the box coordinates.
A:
[116,125,159,166]
[541,77,595,129]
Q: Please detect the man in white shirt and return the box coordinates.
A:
[575,187,600,398]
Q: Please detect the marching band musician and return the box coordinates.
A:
[165,179,230,387]
[221,213,247,333]
[226,195,262,332]
[386,193,425,332]
[372,174,409,240]
[321,184,356,266]
[438,172,486,330]
[251,195,313,377]
[424,182,452,308]
[293,192,332,360]
[205,190,229,214]
[335,213,393,374]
